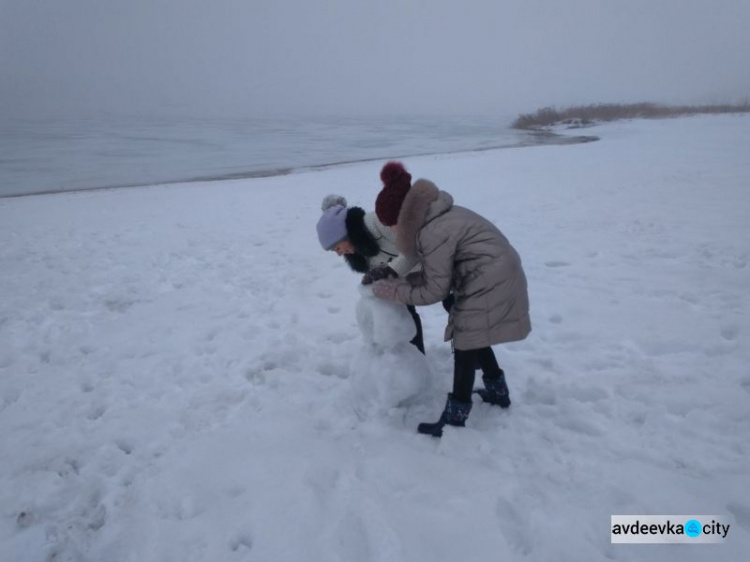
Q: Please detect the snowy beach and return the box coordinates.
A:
[1,114,749,561]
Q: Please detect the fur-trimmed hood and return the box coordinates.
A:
[395,179,454,256]
[343,207,379,273]
[342,206,419,276]
[345,207,380,257]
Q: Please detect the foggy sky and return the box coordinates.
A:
[1,0,749,119]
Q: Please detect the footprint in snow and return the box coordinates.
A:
[326,332,357,344]
[564,385,609,403]
[523,381,556,406]
[544,260,571,268]
[86,404,107,421]
[304,465,341,505]
[556,415,604,437]
[0,389,21,413]
[495,498,534,555]
[0,354,13,369]
[316,360,348,379]
[720,325,739,341]
[229,532,254,553]
[115,438,135,456]
[104,297,136,313]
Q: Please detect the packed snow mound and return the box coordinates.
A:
[350,285,431,417]
[355,284,415,349]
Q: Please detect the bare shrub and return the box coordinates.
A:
[512,101,750,130]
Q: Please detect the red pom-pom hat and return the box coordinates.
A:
[375,161,412,226]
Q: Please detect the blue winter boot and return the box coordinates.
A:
[417,394,473,437]
[475,371,511,408]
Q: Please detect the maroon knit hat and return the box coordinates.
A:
[375,161,412,226]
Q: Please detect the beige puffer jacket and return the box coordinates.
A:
[389,179,531,350]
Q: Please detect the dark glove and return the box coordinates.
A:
[442,293,455,313]
[361,265,398,285]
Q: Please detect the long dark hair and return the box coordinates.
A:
[343,207,379,273]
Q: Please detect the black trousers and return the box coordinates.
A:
[406,305,425,354]
[441,292,504,401]
[452,347,503,402]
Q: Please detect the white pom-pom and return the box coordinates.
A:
[321,194,347,211]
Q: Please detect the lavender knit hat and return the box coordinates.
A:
[316,195,349,250]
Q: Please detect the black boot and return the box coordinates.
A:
[475,371,511,408]
[417,394,473,437]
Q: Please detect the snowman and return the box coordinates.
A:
[349,284,431,418]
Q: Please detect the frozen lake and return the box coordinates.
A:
[0,115,534,197]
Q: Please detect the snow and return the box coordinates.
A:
[351,285,430,419]
[1,114,749,561]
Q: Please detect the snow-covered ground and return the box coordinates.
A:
[1,114,749,561]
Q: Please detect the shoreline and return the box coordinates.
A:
[0,130,598,200]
